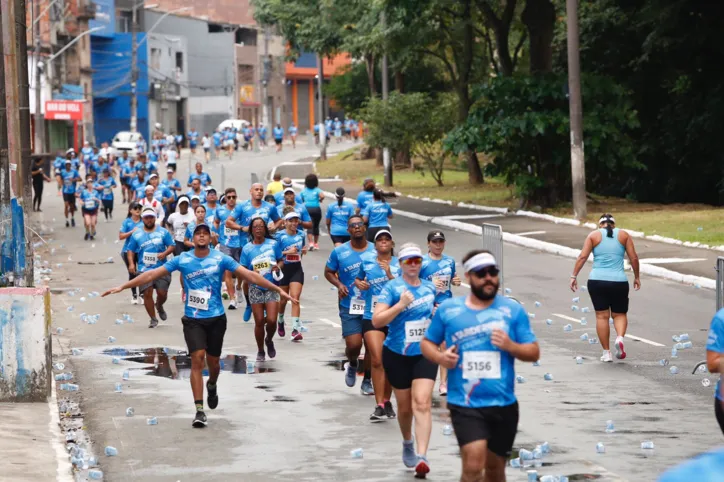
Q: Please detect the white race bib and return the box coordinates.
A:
[462,351,501,380]
[142,252,158,266]
[285,253,301,263]
[433,275,451,293]
[371,295,379,313]
[84,200,96,210]
[253,258,272,276]
[187,289,210,310]
[224,226,237,237]
[349,297,365,315]
[405,319,430,344]
[103,188,112,195]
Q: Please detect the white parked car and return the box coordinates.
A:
[111,131,145,158]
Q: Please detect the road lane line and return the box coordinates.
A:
[320,317,341,328]
[553,313,583,324]
[436,214,502,220]
[624,334,665,347]
[514,230,547,237]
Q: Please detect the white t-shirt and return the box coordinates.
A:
[139,198,165,225]
[166,211,195,242]
[166,134,175,146]
[166,150,178,165]
[202,136,210,148]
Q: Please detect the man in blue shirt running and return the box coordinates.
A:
[103,223,296,429]
[273,124,284,153]
[421,249,539,482]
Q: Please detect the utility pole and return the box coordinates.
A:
[33,15,44,154]
[381,11,392,187]
[316,53,326,160]
[130,4,139,132]
[262,27,271,128]
[566,0,586,219]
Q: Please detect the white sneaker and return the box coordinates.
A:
[228,300,237,310]
[236,290,243,304]
[131,295,139,305]
[600,351,613,363]
[614,337,626,360]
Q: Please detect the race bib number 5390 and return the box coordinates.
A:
[462,351,501,380]
[187,289,210,310]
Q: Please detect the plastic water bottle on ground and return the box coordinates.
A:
[671,347,678,358]
[112,357,121,364]
[104,446,118,456]
[535,301,542,307]
[147,417,158,425]
[571,305,579,312]
[576,356,583,365]
[659,359,668,366]
[115,319,124,325]
[580,333,589,341]
[702,378,711,387]
[580,318,588,325]
[125,407,134,417]
[544,373,553,381]
[300,325,309,333]
[312,275,319,281]
[527,470,538,482]
[519,449,533,461]
[442,424,453,435]
[533,360,541,366]
[505,288,512,294]
[681,341,693,349]
[581,307,590,313]
[596,442,605,453]
[673,342,684,350]
[528,313,536,318]
[108,336,116,343]
[572,297,580,303]
[56,327,64,335]
[563,324,573,332]
[60,383,79,391]
[698,364,708,374]
[114,383,122,393]
[540,442,550,454]
[350,448,363,458]
[67,306,74,312]
[605,420,615,433]
[88,469,103,480]
[79,297,86,302]
[510,457,521,468]
[122,370,130,380]
[641,441,655,450]
[88,456,98,467]
[670,366,679,375]
[246,361,255,374]
[53,363,65,370]
[516,375,526,384]
[55,372,73,381]
[545,319,553,325]
[533,447,543,459]
[589,338,598,344]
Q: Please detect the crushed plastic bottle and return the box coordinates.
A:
[605,420,615,433]
[442,424,453,436]
[580,333,589,341]
[246,362,255,374]
[545,319,553,326]
[55,373,73,381]
[659,359,669,366]
[312,275,319,281]
[60,383,79,391]
[672,333,690,342]
[702,378,711,387]
[114,383,122,393]
[126,407,135,417]
[588,338,598,344]
[544,373,553,381]
[532,447,543,459]
[349,448,363,458]
[510,457,521,468]
[641,441,655,450]
[673,342,684,350]
[596,442,605,454]
[698,364,708,374]
[540,442,550,454]
[527,470,538,482]
[56,327,64,335]
[104,446,118,456]
[581,307,590,313]
[516,375,526,384]
[680,341,693,349]
[115,319,124,325]
[528,313,536,319]
[53,363,65,370]
[535,301,542,307]
[671,347,678,358]
[533,360,541,367]
[571,305,579,312]
[79,297,86,302]
[580,318,588,325]
[572,297,580,303]
[575,356,583,365]
[88,469,104,480]
[563,324,573,332]
[504,288,512,294]
[108,336,116,343]
[519,448,533,461]
[112,357,121,364]
[122,370,130,380]
[71,348,83,355]
[67,305,74,312]
[670,366,679,375]
[147,417,158,425]
[88,456,99,467]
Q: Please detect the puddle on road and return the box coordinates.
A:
[101,347,278,378]
[325,359,365,373]
[268,395,297,402]
[566,475,602,481]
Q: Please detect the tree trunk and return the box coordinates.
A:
[480,0,518,76]
[365,54,377,96]
[522,0,556,74]
[459,0,484,184]
[395,70,404,93]
[376,148,384,166]
[395,149,411,167]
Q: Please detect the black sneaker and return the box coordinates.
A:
[84,233,89,241]
[207,381,219,410]
[65,220,69,227]
[149,318,158,328]
[370,405,386,422]
[156,305,167,321]
[71,218,75,227]
[192,410,207,428]
[384,401,397,419]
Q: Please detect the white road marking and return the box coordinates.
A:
[639,257,707,265]
[624,334,665,347]
[436,214,502,220]
[280,161,314,166]
[49,377,74,482]
[514,230,547,237]
[320,317,341,328]
[553,314,664,346]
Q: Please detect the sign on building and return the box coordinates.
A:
[240,85,254,103]
[45,101,84,121]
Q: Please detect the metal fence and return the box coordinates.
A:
[717,257,724,311]
[482,223,504,294]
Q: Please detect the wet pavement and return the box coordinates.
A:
[36,144,723,481]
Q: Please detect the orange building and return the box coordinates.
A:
[285,52,351,134]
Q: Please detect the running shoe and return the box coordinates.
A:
[156,305,168,321]
[89,235,95,241]
[415,456,430,479]
[614,337,626,360]
[256,351,266,363]
[131,295,138,305]
[291,329,303,341]
[370,405,386,422]
[192,410,207,428]
[600,350,613,363]
[277,321,286,338]
[314,243,320,250]
[149,318,158,328]
[84,233,89,241]
[402,440,417,468]
[206,381,218,410]
[236,290,243,304]
[344,362,357,388]
[265,338,276,359]
[228,300,237,310]
[439,382,447,396]
[308,244,315,252]
[71,218,75,227]
[384,401,396,419]
[66,220,69,227]
[243,305,252,322]
[360,378,374,396]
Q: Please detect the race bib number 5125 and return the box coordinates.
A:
[405,319,430,344]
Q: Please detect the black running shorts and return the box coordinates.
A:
[587,279,629,313]
[362,318,388,336]
[382,346,437,390]
[280,262,304,285]
[448,402,519,457]
[182,314,227,357]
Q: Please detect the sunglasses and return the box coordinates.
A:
[401,257,422,266]
[470,266,500,278]
[348,222,365,229]
[226,195,237,199]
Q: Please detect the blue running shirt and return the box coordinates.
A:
[231,200,280,244]
[420,254,457,305]
[426,296,537,408]
[378,277,436,356]
[326,202,355,236]
[127,227,175,272]
[325,242,375,309]
[357,253,400,320]
[240,238,283,290]
[275,231,306,264]
[120,218,143,255]
[362,200,393,228]
[216,205,241,248]
[706,309,724,401]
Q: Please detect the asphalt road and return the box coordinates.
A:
[40,144,721,482]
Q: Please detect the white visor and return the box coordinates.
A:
[599,216,615,224]
[463,253,498,273]
[284,211,300,220]
[398,246,423,261]
[141,208,157,218]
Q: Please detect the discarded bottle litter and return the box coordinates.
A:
[596,442,605,454]
[571,305,579,312]
[698,364,708,374]
[702,378,711,387]
[533,447,543,459]
[670,366,679,375]
[572,297,580,303]
[580,318,588,325]
[516,375,526,384]
[519,449,533,461]
[60,383,79,391]
[442,424,453,436]
[115,319,124,325]
[563,324,573,332]
[55,373,73,381]
[680,341,692,349]
[350,448,363,458]
[659,359,668,366]
[581,307,590,313]
[545,319,553,326]
[672,333,690,342]
[67,306,74,312]
[312,275,319,281]
[53,363,65,370]
[114,383,122,393]
[56,327,64,335]
[528,313,536,318]
[606,420,615,433]
[108,336,116,343]
[88,469,104,480]
[510,457,521,468]
[671,348,678,358]
[576,356,583,365]
[147,417,158,425]
[588,338,598,344]
[641,441,655,450]
[580,333,589,341]
[527,470,538,482]
[505,288,512,294]
[533,360,541,366]
[71,348,83,356]
[544,373,554,381]
[126,407,134,417]
[112,358,121,364]
[246,362,255,374]
[104,446,118,456]
[122,370,130,380]
[541,442,550,454]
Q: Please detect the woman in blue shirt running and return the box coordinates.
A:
[78,178,101,240]
[119,202,143,304]
[362,190,394,242]
[301,173,325,250]
[326,187,355,246]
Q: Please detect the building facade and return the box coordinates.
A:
[146,32,189,136]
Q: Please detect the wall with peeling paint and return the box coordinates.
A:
[0,287,51,401]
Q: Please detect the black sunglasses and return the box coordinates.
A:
[349,222,365,229]
[471,266,500,278]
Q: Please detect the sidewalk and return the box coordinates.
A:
[276,161,720,287]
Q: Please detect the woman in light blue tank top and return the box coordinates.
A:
[570,214,641,364]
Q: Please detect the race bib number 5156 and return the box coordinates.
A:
[462,351,501,380]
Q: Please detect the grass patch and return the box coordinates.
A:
[317,148,517,207]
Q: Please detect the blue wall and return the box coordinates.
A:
[89,0,115,38]
[91,34,149,144]
[294,51,317,68]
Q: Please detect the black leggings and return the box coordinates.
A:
[32,176,44,211]
[716,398,724,436]
[307,206,322,236]
[121,251,138,297]
[102,199,114,219]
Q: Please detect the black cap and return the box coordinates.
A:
[427,230,446,242]
[193,223,211,235]
[335,187,345,197]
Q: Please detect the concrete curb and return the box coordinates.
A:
[292,159,717,290]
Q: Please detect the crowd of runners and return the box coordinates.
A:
[49,136,713,481]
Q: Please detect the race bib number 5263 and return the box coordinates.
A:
[462,351,501,380]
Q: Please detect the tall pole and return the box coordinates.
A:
[130,5,138,132]
[34,21,44,154]
[566,0,586,219]
[262,26,270,128]
[316,53,326,160]
[381,11,392,187]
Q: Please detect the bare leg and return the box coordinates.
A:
[411,378,435,455]
[364,330,387,405]
[612,312,628,338]
[143,288,157,319]
[190,350,206,402]
[394,387,413,441]
[459,440,487,482]
[595,309,611,350]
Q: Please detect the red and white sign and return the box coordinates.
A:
[45,101,84,120]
